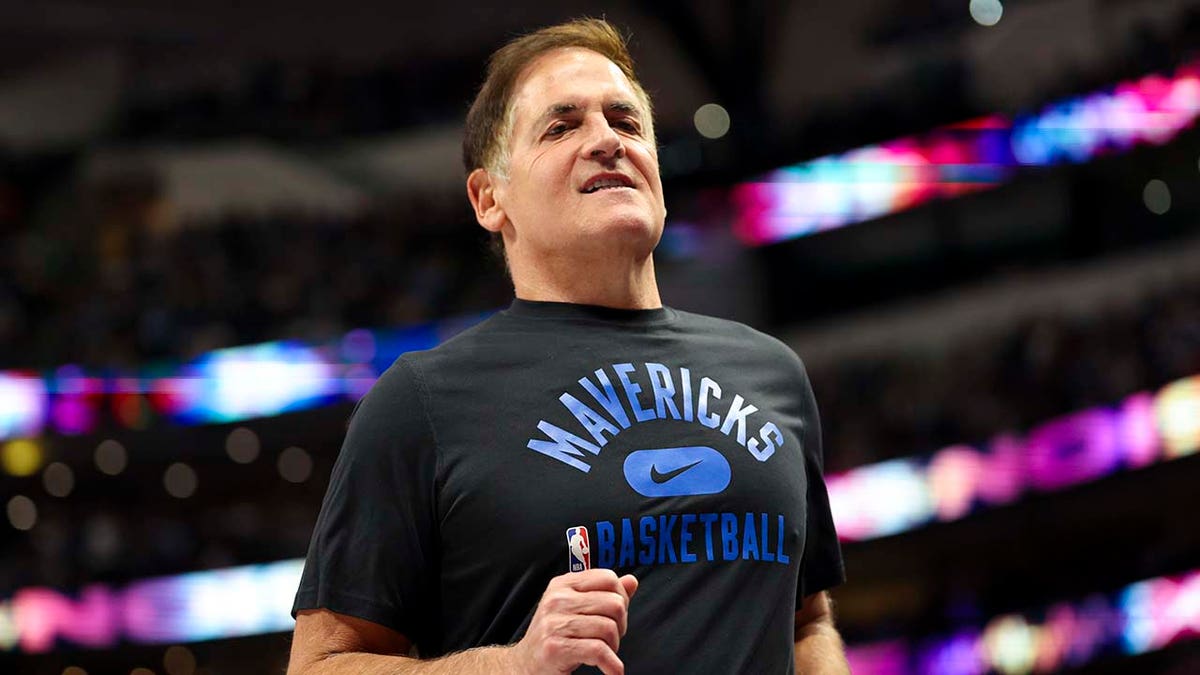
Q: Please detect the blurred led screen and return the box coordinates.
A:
[827,374,1200,542]
[0,314,488,441]
[734,58,1200,245]
[0,560,303,652]
[3,344,1197,549]
[845,569,1200,675]
[3,559,1196,670]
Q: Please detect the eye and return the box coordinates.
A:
[546,122,570,137]
[613,119,640,133]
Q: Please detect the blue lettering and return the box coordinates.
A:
[720,395,759,446]
[638,516,656,565]
[527,421,597,472]
[747,422,784,461]
[760,513,775,562]
[742,512,760,560]
[618,518,636,567]
[680,367,694,422]
[777,515,790,564]
[679,514,697,563]
[720,513,738,561]
[580,370,631,429]
[646,363,682,421]
[560,393,620,446]
[699,513,718,561]
[614,363,655,423]
[698,377,722,429]
[596,521,615,568]
[658,515,679,564]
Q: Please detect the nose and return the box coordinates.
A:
[581,115,625,161]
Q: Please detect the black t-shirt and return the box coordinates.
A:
[293,299,845,673]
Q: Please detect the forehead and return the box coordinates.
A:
[510,48,641,121]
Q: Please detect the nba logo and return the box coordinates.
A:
[566,526,591,573]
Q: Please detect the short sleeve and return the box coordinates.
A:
[794,359,846,601]
[292,357,440,644]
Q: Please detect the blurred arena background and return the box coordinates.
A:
[1,1,1199,673]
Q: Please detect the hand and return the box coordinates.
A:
[508,569,639,675]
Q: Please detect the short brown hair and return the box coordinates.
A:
[462,17,654,177]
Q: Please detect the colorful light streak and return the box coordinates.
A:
[734,59,1200,245]
[0,314,489,444]
[1,327,1197,551]
[827,374,1200,542]
[0,560,303,652]
[1,561,1196,669]
[845,570,1200,675]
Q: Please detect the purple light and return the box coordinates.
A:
[736,60,1200,246]
[828,375,1198,542]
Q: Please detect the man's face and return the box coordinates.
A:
[491,48,666,263]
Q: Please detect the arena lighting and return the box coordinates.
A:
[1,561,1196,665]
[0,373,47,439]
[827,374,1200,542]
[734,58,1200,245]
[845,569,1200,675]
[0,313,490,441]
[0,336,1197,543]
[0,559,303,652]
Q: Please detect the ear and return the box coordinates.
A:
[466,168,507,234]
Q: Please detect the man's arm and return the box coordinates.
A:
[288,569,638,675]
[793,591,850,675]
[288,610,515,675]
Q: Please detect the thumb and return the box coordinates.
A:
[619,574,639,600]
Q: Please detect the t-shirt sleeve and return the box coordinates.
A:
[794,356,846,602]
[292,357,440,642]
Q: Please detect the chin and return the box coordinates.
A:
[592,218,662,256]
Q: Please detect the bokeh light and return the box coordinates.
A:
[163,645,197,675]
[7,494,37,531]
[2,438,43,476]
[970,0,1004,27]
[1142,178,1171,215]
[42,462,75,498]
[163,463,198,499]
[694,103,731,139]
[225,427,260,464]
[95,439,128,476]
[278,446,313,484]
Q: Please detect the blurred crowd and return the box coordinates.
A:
[0,200,508,370]
[0,467,321,592]
[815,278,1200,472]
[1,201,1197,590]
[122,56,486,142]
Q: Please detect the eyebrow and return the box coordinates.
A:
[532,101,643,130]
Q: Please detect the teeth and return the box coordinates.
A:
[585,178,629,193]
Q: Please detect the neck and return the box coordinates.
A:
[509,250,662,310]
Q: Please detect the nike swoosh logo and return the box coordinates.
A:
[650,459,704,484]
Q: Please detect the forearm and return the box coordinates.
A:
[793,623,850,675]
[293,645,516,675]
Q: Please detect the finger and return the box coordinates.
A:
[556,614,621,653]
[553,590,628,635]
[571,637,624,675]
[560,568,621,593]
[619,574,639,600]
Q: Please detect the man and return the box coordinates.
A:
[289,18,848,674]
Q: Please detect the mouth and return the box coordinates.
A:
[580,174,636,194]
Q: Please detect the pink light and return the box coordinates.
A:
[927,446,983,521]
[1118,393,1160,469]
[845,639,909,675]
[1025,409,1119,493]
[13,586,117,653]
[976,433,1024,505]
